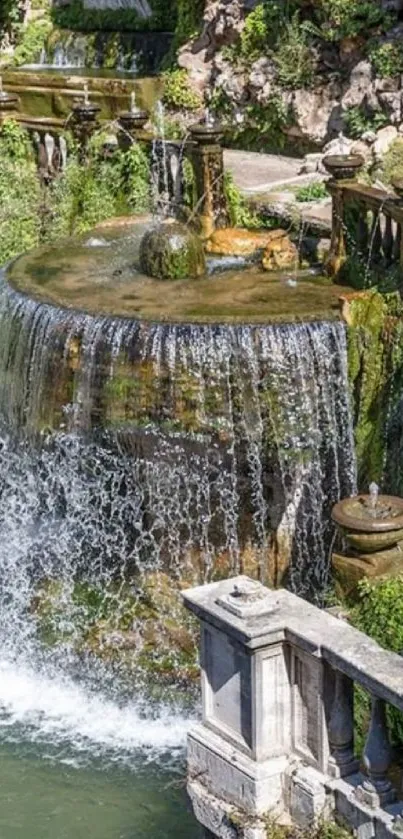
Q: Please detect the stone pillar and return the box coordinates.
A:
[325,183,347,278]
[183,576,290,839]
[189,122,229,240]
[356,695,396,807]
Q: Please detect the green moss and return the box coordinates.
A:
[347,291,403,489]
[139,223,205,280]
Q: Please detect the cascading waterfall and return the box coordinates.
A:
[0,263,357,762]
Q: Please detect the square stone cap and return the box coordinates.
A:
[183,576,403,711]
[182,576,284,645]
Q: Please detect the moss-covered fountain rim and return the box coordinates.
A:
[5,216,352,327]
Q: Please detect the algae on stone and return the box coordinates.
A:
[347,291,403,491]
[140,222,206,280]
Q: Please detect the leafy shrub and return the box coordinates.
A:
[238,2,285,62]
[12,17,53,66]
[119,143,151,213]
[313,0,392,43]
[173,0,204,48]
[351,576,403,746]
[162,69,202,111]
[295,181,328,202]
[343,104,388,139]
[368,40,403,79]
[274,13,315,89]
[0,118,33,160]
[0,120,151,265]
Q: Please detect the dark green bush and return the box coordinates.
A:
[343,105,388,139]
[351,576,403,747]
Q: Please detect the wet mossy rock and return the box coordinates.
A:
[139,222,206,280]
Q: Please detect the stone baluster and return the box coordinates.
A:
[393,221,401,263]
[383,215,394,264]
[327,670,359,778]
[356,695,395,808]
[371,214,383,265]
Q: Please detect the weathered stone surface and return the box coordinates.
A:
[289,766,330,827]
[261,230,298,271]
[291,85,342,145]
[188,726,287,814]
[378,91,402,123]
[206,227,279,256]
[300,153,324,174]
[351,139,374,164]
[184,576,403,838]
[341,60,374,109]
[373,125,398,159]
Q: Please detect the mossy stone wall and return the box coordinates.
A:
[347,291,403,492]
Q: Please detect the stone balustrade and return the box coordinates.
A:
[326,180,403,278]
[183,576,403,839]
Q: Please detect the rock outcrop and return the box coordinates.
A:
[178,0,403,150]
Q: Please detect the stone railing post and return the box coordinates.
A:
[188,121,229,240]
[183,576,291,839]
[325,183,347,278]
[327,670,359,778]
[356,695,395,807]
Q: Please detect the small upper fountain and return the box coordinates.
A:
[332,484,403,595]
[70,82,101,159]
[118,91,149,135]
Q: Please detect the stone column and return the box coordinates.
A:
[189,122,229,240]
[183,576,290,839]
[325,183,347,277]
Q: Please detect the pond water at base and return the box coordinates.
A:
[0,660,200,838]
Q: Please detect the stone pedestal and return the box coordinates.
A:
[332,545,403,598]
[183,577,331,839]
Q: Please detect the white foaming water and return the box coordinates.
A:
[0,659,192,764]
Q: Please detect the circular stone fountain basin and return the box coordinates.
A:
[6,217,351,324]
[332,494,403,552]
